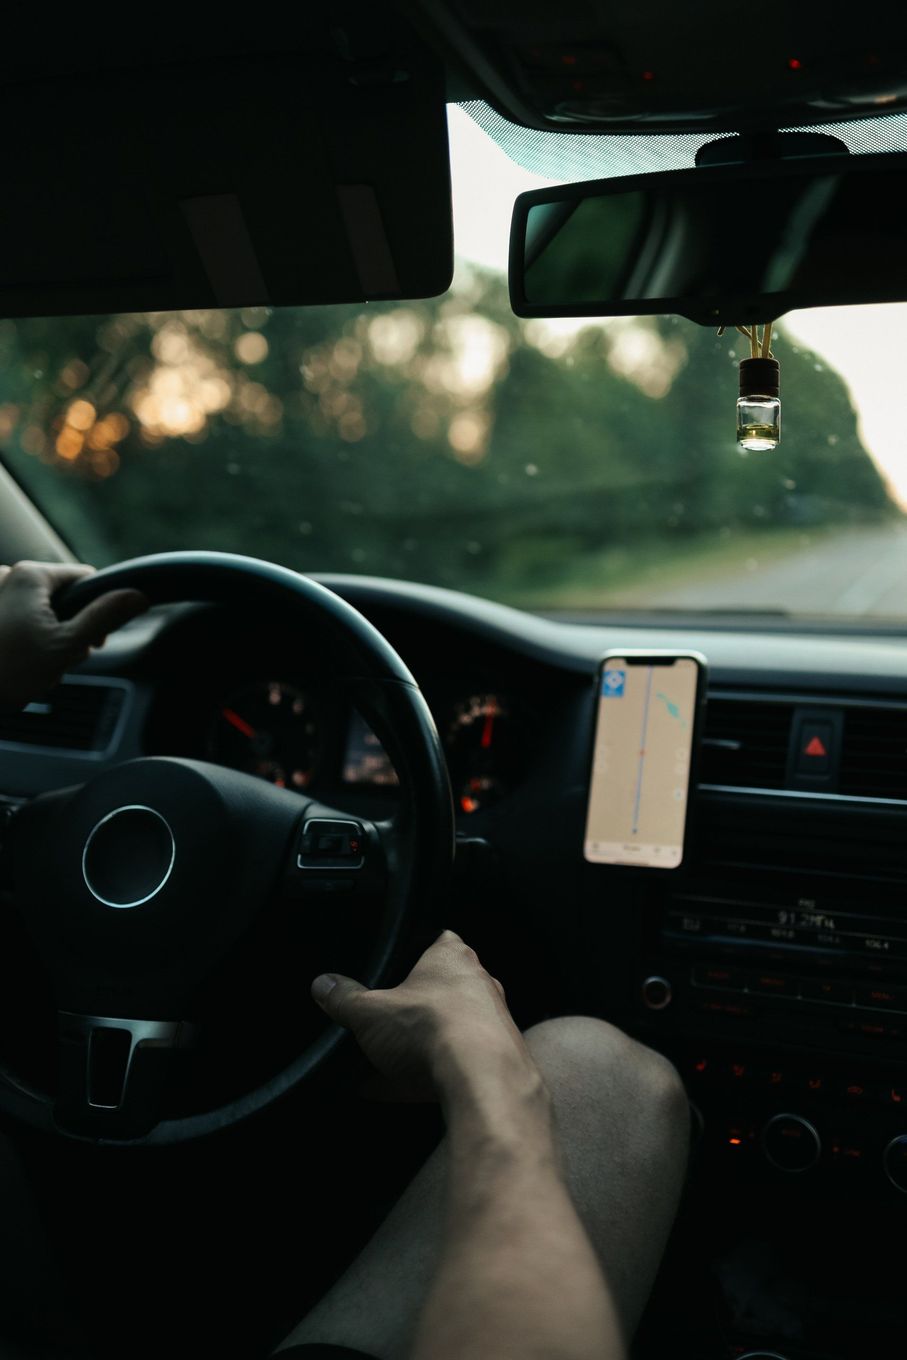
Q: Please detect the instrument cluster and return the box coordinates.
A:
[207,681,525,815]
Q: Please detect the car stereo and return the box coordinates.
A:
[628,870,907,1196]
[666,893,907,972]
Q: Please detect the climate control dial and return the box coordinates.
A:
[883,1135,907,1193]
[762,1113,821,1172]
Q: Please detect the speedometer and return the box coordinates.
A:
[209,681,321,788]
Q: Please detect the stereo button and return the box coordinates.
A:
[855,983,907,1012]
[687,1055,712,1081]
[695,998,757,1020]
[801,1073,828,1098]
[759,1066,790,1095]
[828,1135,866,1167]
[691,964,746,990]
[838,1017,905,1040]
[800,978,853,1005]
[746,971,795,997]
[840,1079,873,1104]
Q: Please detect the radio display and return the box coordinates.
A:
[667,895,907,963]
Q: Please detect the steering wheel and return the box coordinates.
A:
[0,552,454,1145]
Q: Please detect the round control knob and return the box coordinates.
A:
[883,1135,907,1193]
[641,975,672,1010]
[762,1113,821,1172]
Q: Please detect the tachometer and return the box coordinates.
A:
[209,681,321,788]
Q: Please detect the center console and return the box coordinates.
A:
[616,789,907,1201]
[591,786,907,1359]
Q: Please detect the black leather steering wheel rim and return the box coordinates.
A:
[0,551,454,1145]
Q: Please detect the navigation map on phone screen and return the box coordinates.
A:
[584,656,700,868]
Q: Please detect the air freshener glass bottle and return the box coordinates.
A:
[737,356,780,451]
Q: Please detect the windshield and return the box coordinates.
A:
[2,106,907,622]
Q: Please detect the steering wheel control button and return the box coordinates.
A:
[762,1113,821,1172]
[641,976,672,1010]
[87,1026,132,1109]
[57,1013,189,1137]
[297,819,365,870]
[883,1135,907,1193]
[82,805,175,909]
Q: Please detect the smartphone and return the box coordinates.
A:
[584,651,707,869]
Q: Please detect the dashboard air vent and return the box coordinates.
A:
[840,706,907,801]
[0,680,126,753]
[699,696,795,790]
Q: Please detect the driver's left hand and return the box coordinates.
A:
[0,561,148,710]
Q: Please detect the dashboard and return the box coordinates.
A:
[2,573,907,1358]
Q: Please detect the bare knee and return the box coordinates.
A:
[524,1015,689,1141]
[521,1018,689,1338]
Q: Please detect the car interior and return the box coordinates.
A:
[1,5,907,1359]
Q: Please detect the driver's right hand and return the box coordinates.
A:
[311,930,537,1103]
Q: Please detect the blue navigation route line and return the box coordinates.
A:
[655,691,687,727]
[631,666,654,837]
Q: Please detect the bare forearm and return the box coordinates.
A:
[411,1047,626,1360]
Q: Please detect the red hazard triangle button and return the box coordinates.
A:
[795,719,834,778]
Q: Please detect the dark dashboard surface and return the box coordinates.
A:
[2,572,906,1360]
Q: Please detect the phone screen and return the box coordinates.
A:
[584,655,702,869]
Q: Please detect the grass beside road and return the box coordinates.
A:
[488,525,835,612]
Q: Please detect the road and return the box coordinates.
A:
[619,522,907,617]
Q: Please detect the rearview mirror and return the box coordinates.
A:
[509,152,907,326]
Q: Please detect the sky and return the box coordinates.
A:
[447,105,907,509]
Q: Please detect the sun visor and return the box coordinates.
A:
[0,32,452,318]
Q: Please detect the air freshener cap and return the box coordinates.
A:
[739,357,780,397]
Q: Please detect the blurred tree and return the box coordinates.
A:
[0,267,895,606]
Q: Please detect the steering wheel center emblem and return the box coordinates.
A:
[82,805,176,909]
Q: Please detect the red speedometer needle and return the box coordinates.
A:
[481,713,494,749]
[222,707,257,739]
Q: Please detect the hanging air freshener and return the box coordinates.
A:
[719,322,781,450]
